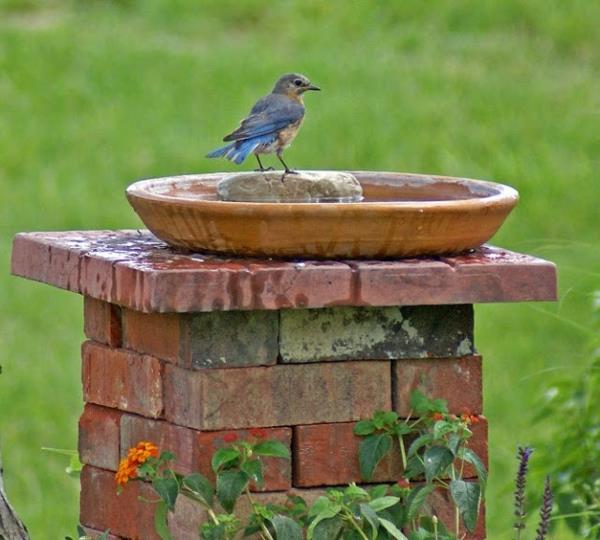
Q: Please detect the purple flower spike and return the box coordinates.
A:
[514,446,534,537]
[534,476,553,540]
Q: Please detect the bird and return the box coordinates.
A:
[206,73,320,174]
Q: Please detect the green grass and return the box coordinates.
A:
[0,0,598,537]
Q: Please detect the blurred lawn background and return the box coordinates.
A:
[0,0,598,537]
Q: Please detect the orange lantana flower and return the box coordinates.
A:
[115,441,159,486]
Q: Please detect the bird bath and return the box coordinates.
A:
[126,171,518,259]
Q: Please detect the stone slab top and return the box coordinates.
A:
[11,230,557,313]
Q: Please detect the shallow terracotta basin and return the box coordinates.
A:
[126,171,518,259]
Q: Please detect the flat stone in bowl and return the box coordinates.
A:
[216,170,363,202]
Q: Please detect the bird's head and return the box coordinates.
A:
[272,73,321,98]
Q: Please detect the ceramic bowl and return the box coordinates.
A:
[126,171,518,259]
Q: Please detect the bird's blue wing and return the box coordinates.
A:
[223,95,304,142]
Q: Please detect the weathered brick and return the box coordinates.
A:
[293,422,403,487]
[394,356,483,415]
[195,428,291,491]
[80,465,159,540]
[84,297,122,347]
[82,341,163,418]
[293,419,487,487]
[81,527,123,540]
[122,309,278,369]
[280,305,474,363]
[79,404,122,471]
[164,362,391,430]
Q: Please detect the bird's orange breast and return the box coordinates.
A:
[277,119,303,148]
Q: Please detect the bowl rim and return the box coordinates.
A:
[126,170,519,212]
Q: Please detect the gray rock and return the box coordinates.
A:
[216,170,363,202]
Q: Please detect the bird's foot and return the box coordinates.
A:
[254,166,274,172]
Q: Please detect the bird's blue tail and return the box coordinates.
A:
[206,134,275,165]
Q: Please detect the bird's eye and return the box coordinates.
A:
[293,79,303,86]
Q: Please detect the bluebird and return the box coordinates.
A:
[206,73,320,174]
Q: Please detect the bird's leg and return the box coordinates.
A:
[277,153,297,176]
[255,154,273,172]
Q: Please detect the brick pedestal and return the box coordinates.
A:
[11,231,557,540]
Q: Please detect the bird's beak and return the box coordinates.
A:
[306,84,321,91]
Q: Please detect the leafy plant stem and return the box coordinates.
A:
[180,487,219,525]
[343,509,370,540]
[244,486,274,540]
[398,435,408,469]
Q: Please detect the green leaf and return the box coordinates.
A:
[369,485,389,499]
[241,459,264,488]
[379,517,408,539]
[458,448,487,493]
[433,420,457,440]
[216,470,249,513]
[270,515,303,540]
[449,480,481,533]
[423,446,454,482]
[211,447,240,472]
[447,433,461,455]
[369,496,400,512]
[98,532,110,540]
[154,500,173,540]
[403,455,424,479]
[311,516,344,540]
[183,473,214,506]
[253,440,290,459]
[354,419,376,436]
[344,483,369,499]
[405,485,435,521]
[308,496,341,518]
[409,390,431,415]
[407,433,433,458]
[382,411,399,425]
[393,422,412,436]
[358,433,393,480]
[360,503,380,538]
[201,523,226,540]
[153,477,179,511]
[307,498,342,539]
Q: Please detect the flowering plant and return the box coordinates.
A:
[114,391,552,540]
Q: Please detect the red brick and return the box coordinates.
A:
[12,231,556,313]
[84,297,122,347]
[294,422,403,487]
[79,404,122,471]
[80,465,159,540]
[195,428,291,491]
[394,356,482,415]
[82,341,163,418]
[120,414,195,475]
[122,310,181,364]
[293,420,487,487]
[164,361,391,430]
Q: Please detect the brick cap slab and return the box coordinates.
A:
[12,230,557,313]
